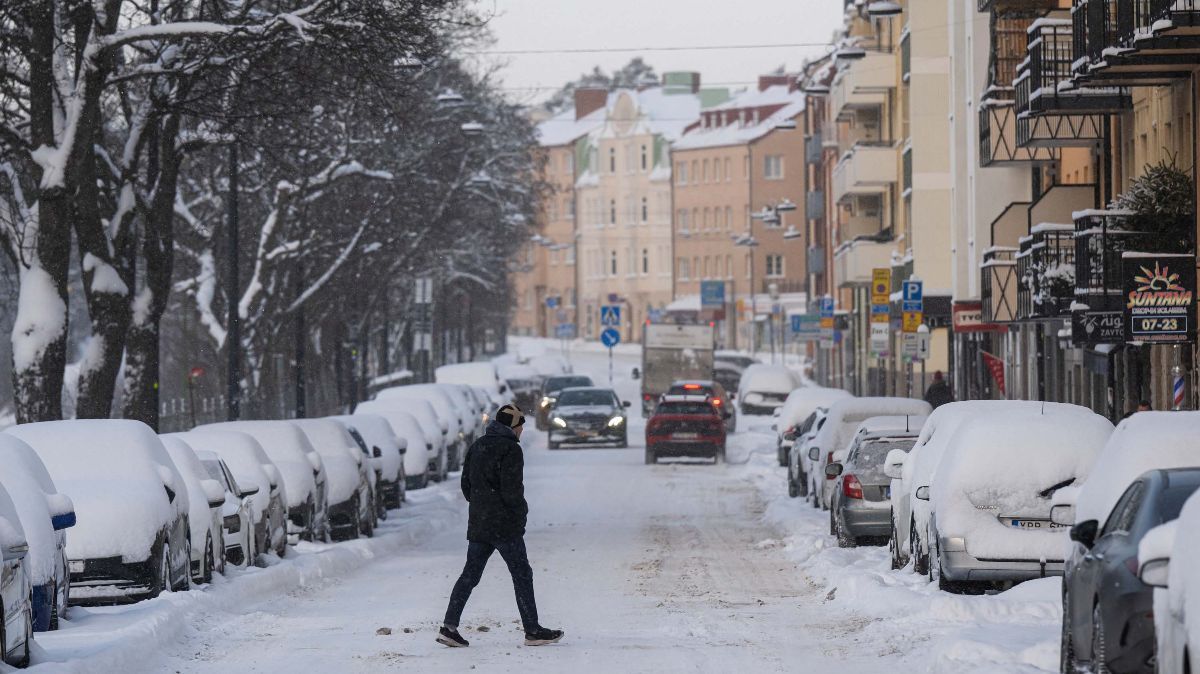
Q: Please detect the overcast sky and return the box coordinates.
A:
[470,0,846,106]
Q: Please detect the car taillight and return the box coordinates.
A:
[825,452,836,479]
[683,384,701,390]
[643,394,651,401]
[712,398,722,406]
[843,474,863,499]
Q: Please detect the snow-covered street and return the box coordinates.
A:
[21,343,1064,673]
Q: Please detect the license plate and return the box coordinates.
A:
[69,560,85,573]
[1001,518,1065,529]
[672,432,699,440]
[577,430,597,438]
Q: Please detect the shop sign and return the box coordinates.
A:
[1122,253,1196,344]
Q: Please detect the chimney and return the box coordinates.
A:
[758,74,791,92]
[574,87,607,120]
[662,71,701,95]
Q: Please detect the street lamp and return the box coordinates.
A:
[436,88,465,107]
[460,121,484,136]
[835,46,867,61]
[775,199,797,212]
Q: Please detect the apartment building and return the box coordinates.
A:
[670,75,808,351]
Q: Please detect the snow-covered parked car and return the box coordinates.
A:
[0,482,33,666]
[161,435,228,583]
[787,408,829,498]
[773,386,852,466]
[1059,467,1200,674]
[436,362,512,407]
[527,353,572,378]
[801,397,932,510]
[924,410,1113,592]
[355,399,439,487]
[498,362,541,414]
[1055,412,1200,673]
[293,419,376,540]
[194,450,258,569]
[440,384,485,443]
[826,416,923,548]
[204,421,327,544]
[0,435,74,631]
[377,384,467,471]
[185,430,285,562]
[330,413,407,510]
[736,364,799,416]
[7,420,192,603]
[1141,490,1200,674]
[887,400,1095,573]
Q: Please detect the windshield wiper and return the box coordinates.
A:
[1039,477,1075,499]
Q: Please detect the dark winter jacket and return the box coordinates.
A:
[923,381,954,409]
[460,420,528,542]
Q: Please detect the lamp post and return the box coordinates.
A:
[226,142,241,421]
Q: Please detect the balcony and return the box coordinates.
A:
[978,0,1059,12]
[1072,0,1200,87]
[1027,223,1076,319]
[1072,210,1149,314]
[979,89,1058,166]
[834,237,896,287]
[981,247,1019,323]
[1020,17,1131,114]
[831,48,896,119]
[832,142,898,204]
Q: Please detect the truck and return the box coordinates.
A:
[640,323,716,416]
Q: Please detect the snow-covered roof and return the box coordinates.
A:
[536,103,608,147]
[707,84,798,112]
[672,100,804,151]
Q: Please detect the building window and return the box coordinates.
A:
[724,158,731,182]
[713,159,721,182]
[715,256,722,278]
[692,256,699,280]
[702,159,709,183]
[611,250,617,276]
[764,155,784,180]
[724,206,733,231]
[745,252,752,279]
[641,145,648,171]
[679,258,690,280]
[566,245,575,265]
[691,160,698,183]
[641,197,648,223]
[703,256,710,278]
[565,153,574,174]
[677,161,687,184]
[726,254,733,279]
[609,148,616,173]
[550,249,558,266]
[610,199,616,225]
[765,254,784,277]
[703,207,711,231]
[566,197,575,218]
[642,248,649,275]
[678,209,689,231]
[548,199,558,221]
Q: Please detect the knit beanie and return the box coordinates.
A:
[495,404,525,428]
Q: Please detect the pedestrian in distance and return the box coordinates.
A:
[923,370,954,409]
[1123,400,1153,419]
[438,404,564,648]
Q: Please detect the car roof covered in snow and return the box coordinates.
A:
[182,431,274,521]
[0,434,67,584]
[855,414,927,437]
[815,397,932,456]
[201,421,319,509]
[329,414,404,483]
[737,364,799,394]
[777,387,853,430]
[1075,411,1200,525]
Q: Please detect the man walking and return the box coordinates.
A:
[923,371,954,409]
[438,404,563,648]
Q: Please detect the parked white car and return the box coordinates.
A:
[186,430,285,561]
[802,397,932,510]
[439,384,485,443]
[194,450,258,569]
[736,364,799,416]
[330,414,407,510]
[7,420,192,603]
[0,435,74,631]
[924,409,1113,591]
[787,408,829,498]
[1140,492,1200,674]
[0,482,32,666]
[436,362,512,407]
[161,435,228,583]
[293,419,375,540]
[205,421,329,544]
[377,385,465,471]
[357,397,447,483]
[774,387,853,466]
[354,401,436,489]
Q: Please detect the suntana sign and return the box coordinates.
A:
[1122,253,1197,344]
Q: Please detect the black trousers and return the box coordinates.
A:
[443,536,539,632]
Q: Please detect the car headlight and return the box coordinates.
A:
[552,417,567,428]
[540,396,556,408]
[607,415,624,428]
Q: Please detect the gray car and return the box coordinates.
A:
[827,433,917,547]
[1060,468,1200,674]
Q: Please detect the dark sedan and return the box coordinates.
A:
[547,387,630,449]
[1061,468,1200,674]
[536,375,595,430]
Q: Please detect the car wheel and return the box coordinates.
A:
[888,517,902,570]
[911,521,929,576]
[618,432,628,449]
[716,445,726,464]
[835,514,857,548]
[180,537,192,591]
[778,447,788,467]
[1060,592,1078,674]
[1092,604,1110,674]
[787,472,800,498]
[203,535,214,584]
[548,438,560,449]
[644,448,655,465]
[18,608,30,667]
[49,580,60,630]
[829,507,837,536]
[153,541,171,596]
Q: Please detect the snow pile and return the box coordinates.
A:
[0,435,65,584]
[329,414,404,483]
[291,419,361,505]
[498,362,539,384]
[201,421,318,509]
[353,401,432,479]
[182,430,276,523]
[6,420,187,563]
[932,411,1112,561]
[1074,411,1200,525]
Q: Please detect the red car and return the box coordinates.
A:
[645,395,727,465]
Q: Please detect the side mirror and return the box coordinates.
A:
[825,463,843,477]
[262,464,282,488]
[915,486,930,501]
[1050,504,1075,527]
[883,449,907,480]
[3,539,28,560]
[201,479,227,508]
[622,401,632,408]
[499,384,508,394]
[239,485,261,498]
[807,446,819,462]
[373,446,383,458]
[782,428,796,441]
[1069,520,1099,549]
[51,511,76,531]
[1139,558,1170,588]
[306,452,323,474]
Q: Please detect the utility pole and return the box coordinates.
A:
[225,142,241,421]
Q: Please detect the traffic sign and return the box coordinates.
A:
[902,311,923,332]
[545,296,559,309]
[600,305,621,326]
[600,327,621,348]
[902,280,923,302]
[901,279,923,333]
[555,323,576,339]
[870,323,889,355]
[791,314,821,339]
[902,332,919,358]
[872,268,891,325]
[700,280,726,309]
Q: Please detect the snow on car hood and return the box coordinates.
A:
[932,411,1112,561]
[202,422,317,508]
[354,402,434,476]
[331,414,403,483]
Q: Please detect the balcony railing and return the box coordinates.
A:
[1028,223,1076,319]
[1018,16,1130,115]
[979,88,1058,165]
[1072,210,1149,313]
[982,246,1019,323]
[834,237,895,287]
[1072,0,1200,84]
[979,0,1059,13]
[1016,236,1034,320]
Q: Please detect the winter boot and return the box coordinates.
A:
[437,625,469,648]
[524,626,564,646]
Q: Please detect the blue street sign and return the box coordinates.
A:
[791,314,821,338]
[819,297,834,318]
[902,280,923,302]
[545,296,559,309]
[647,308,663,323]
[700,280,726,309]
[600,305,621,326]
[600,327,621,348]
[555,323,576,339]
